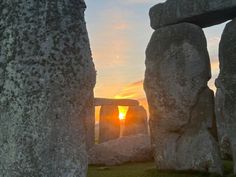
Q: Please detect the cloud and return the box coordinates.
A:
[115,80,145,99]
[114,80,150,116]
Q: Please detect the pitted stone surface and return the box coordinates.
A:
[0,1,96,177]
[216,18,236,174]
[99,105,120,143]
[88,134,152,166]
[144,23,222,174]
[85,93,95,150]
[150,0,236,30]
[123,106,148,136]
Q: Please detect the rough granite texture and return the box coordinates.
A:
[150,0,236,30]
[216,18,236,174]
[84,93,95,150]
[88,134,152,166]
[144,23,222,174]
[0,1,96,177]
[123,106,148,136]
[99,105,120,143]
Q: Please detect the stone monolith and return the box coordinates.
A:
[0,1,96,177]
[99,105,120,143]
[144,23,222,174]
[216,18,236,174]
[89,134,152,166]
[123,106,148,136]
[85,93,95,150]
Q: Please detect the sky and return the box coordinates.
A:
[85,0,227,116]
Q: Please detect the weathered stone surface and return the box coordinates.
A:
[88,134,152,166]
[0,1,96,177]
[123,106,148,136]
[150,0,236,30]
[99,106,120,143]
[216,18,236,174]
[94,98,139,106]
[215,90,232,160]
[85,93,95,150]
[144,23,222,174]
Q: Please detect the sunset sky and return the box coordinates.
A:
[85,0,227,113]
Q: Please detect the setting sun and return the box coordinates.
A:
[118,106,128,120]
[119,112,125,120]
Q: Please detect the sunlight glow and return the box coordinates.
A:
[118,106,128,120]
[119,112,126,120]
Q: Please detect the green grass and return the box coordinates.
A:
[88,161,235,177]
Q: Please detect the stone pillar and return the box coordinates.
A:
[144,23,222,174]
[99,105,120,143]
[0,1,96,177]
[123,106,148,136]
[216,18,236,174]
[84,92,95,150]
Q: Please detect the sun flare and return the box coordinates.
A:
[118,106,128,120]
[119,112,125,120]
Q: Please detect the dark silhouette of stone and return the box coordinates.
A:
[99,106,120,143]
[94,98,139,106]
[88,134,152,166]
[216,18,236,174]
[150,0,236,30]
[123,106,148,136]
[0,1,96,177]
[144,23,222,174]
[215,90,233,160]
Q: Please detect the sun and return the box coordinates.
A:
[118,106,128,120]
[119,112,126,120]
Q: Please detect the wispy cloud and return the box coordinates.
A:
[115,80,145,99]
[114,80,149,114]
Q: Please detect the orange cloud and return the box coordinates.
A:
[114,80,149,116]
[115,80,145,99]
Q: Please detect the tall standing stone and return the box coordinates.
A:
[123,106,148,136]
[144,23,222,174]
[84,93,95,150]
[99,105,120,143]
[0,1,96,177]
[216,18,236,174]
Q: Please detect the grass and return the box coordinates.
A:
[88,161,235,177]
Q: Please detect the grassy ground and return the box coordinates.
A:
[88,161,235,177]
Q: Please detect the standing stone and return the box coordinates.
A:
[123,106,148,136]
[215,90,232,160]
[144,23,222,174]
[99,106,120,143]
[0,1,96,177]
[84,93,95,150]
[216,18,236,174]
